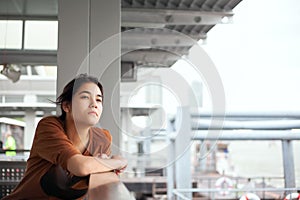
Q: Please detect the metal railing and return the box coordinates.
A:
[173,187,300,200]
[166,108,300,200]
[0,161,27,198]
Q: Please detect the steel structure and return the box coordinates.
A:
[0,0,242,67]
[164,108,300,199]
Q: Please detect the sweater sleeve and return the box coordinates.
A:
[88,128,112,156]
[102,129,112,156]
[32,116,81,169]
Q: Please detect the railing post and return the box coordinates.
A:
[262,177,265,199]
[174,107,192,199]
[167,117,176,200]
[167,137,175,199]
[281,140,296,192]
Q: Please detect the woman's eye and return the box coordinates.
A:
[96,98,102,102]
[81,96,89,99]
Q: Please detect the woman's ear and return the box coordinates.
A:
[62,102,71,113]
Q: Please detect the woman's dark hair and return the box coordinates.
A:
[55,74,103,120]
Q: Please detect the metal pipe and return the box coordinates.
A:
[192,119,300,130]
[172,189,191,200]
[191,110,300,119]
[173,187,300,193]
[192,130,300,140]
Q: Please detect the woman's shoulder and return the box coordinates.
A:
[90,127,112,142]
[37,115,64,128]
[38,115,61,123]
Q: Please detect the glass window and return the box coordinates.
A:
[24,20,58,50]
[5,95,23,103]
[0,20,23,49]
[31,66,38,75]
[20,66,28,75]
[37,95,55,103]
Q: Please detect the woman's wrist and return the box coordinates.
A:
[93,156,123,172]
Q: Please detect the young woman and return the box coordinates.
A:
[2,74,127,200]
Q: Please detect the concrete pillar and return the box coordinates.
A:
[90,0,121,154]
[57,0,90,91]
[57,0,121,153]
[24,110,35,151]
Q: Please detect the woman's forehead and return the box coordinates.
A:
[77,82,102,95]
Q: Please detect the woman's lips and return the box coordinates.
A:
[88,111,98,116]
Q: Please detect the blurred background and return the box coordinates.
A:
[0,0,299,199]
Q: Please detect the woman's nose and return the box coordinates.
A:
[90,99,98,108]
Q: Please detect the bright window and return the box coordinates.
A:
[0,20,23,49]
[24,20,58,50]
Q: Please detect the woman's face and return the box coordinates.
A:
[69,82,103,127]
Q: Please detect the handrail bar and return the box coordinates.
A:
[192,119,300,130]
[0,149,31,153]
[190,110,300,119]
[174,187,300,193]
[192,130,300,140]
[173,187,300,200]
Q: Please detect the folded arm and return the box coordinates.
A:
[67,154,127,177]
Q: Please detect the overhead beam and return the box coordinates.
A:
[1,27,198,65]
[122,31,205,48]
[0,103,55,111]
[0,8,233,26]
[0,48,184,66]
[0,0,58,19]
[0,15,57,20]
[0,49,57,65]
[122,8,233,27]
[121,49,184,66]
[0,47,188,66]
[0,48,187,67]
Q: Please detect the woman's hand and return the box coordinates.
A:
[111,155,127,174]
[93,154,127,173]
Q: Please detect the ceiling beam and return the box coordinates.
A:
[121,30,205,49]
[0,15,57,20]
[0,49,181,67]
[0,50,57,65]
[0,48,186,66]
[1,28,197,66]
[0,8,233,26]
[121,49,184,66]
[122,8,233,27]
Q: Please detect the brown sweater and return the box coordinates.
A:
[2,116,111,200]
